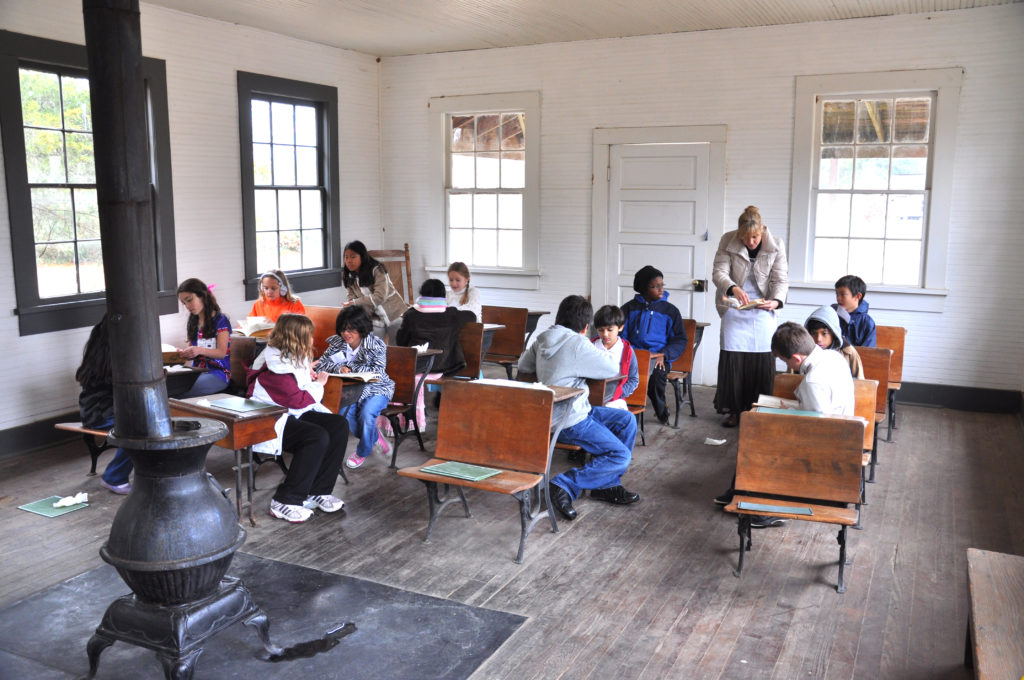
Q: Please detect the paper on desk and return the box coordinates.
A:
[195,398,212,407]
[704,437,727,446]
[473,378,554,392]
[413,343,429,354]
[54,492,88,507]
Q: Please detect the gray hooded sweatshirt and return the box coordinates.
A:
[518,324,619,429]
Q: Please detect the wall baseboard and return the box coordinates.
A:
[0,412,83,462]
[897,382,1021,414]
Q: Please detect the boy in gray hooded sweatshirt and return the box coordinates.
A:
[518,295,640,521]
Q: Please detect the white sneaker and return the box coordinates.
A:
[304,494,345,513]
[269,499,313,523]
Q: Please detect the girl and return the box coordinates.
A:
[248,313,349,523]
[342,240,409,340]
[314,306,395,470]
[76,315,132,495]
[249,269,306,322]
[446,261,481,321]
[176,278,232,397]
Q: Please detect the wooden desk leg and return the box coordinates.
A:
[245,446,256,527]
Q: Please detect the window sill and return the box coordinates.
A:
[425,266,541,290]
[787,281,947,313]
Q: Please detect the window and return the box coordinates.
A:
[238,72,340,299]
[0,30,178,335]
[429,92,540,285]
[788,69,962,302]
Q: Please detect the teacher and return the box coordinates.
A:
[711,205,789,427]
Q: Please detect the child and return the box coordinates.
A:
[833,275,876,347]
[176,278,232,397]
[313,306,395,470]
[76,315,132,494]
[248,313,349,523]
[342,240,409,340]
[446,262,481,321]
[518,295,640,522]
[591,305,639,410]
[249,269,306,322]
[804,305,864,379]
[620,265,687,425]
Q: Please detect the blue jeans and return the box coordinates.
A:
[552,406,636,500]
[344,394,391,458]
[179,372,229,398]
[95,417,132,486]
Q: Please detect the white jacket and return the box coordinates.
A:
[795,346,855,416]
[250,346,329,455]
[712,227,789,318]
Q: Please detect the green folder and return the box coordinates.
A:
[19,496,88,518]
[208,396,278,413]
[738,501,813,516]
[420,461,502,482]
[756,407,823,417]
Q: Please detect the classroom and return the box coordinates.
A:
[0,1,1022,678]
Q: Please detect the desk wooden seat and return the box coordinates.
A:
[304,305,344,356]
[377,346,442,468]
[725,410,865,593]
[425,321,484,385]
[626,349,660,445]
[54,422,115,475]
[368,243,413,305]
[964,547,1024,679]
[481,305,528,379]
[875,326,907,442]
[855,346,892,484]
[667,319,700,425]
[397,381,581,563]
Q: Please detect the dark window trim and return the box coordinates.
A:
[0,30,178,335]
[237,71,342,300]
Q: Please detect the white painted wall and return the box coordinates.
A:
[0,1,380,430]
[379,4,1024,392]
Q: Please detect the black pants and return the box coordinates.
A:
[274,411,349,506]
[647,365,669,419]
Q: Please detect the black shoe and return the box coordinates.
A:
[590,485,640,505]
[713,492,732,506]
[749,515,787,528]
[656,410,670,425]
[721,413,739,428]
[549,483,577,520]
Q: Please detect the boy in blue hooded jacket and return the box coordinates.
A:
[620,265,687,425]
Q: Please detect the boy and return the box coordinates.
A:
[592,305,639,410]
[518,295,640,521]
[621,265,687,425]
[804,305,864,379]
[833,275,876,347]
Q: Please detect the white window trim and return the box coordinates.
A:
[788,68,963,311]
[428,91,540,289]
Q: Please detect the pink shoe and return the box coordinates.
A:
[101,479,131,495]
[373,429,391,458]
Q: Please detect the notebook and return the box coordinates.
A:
[208,396,279,413]
[420,461,502,482]
[737,501,813,516]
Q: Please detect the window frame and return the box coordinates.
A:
[237,71,341,300]
[788,68,963,311]
[0,30,178,335]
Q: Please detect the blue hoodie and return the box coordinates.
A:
[620,292,687,365]
[832,300,876,348]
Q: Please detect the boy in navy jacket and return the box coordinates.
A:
[832,274,877,347]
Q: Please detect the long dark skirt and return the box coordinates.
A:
[713,350,775,415]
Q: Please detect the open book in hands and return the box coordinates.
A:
[321,371,378,382]
[161,343,184,365]
[725,297,767,310]
[236,316,275,337]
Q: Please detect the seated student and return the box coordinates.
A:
[518,295,640,521]
[591,304,639,410]
[249,269,306,322]
[804,305,864,379]
[446,262,481,321]
[176,278,231,397]
[313,306,396,470]
[833,274,876,347]
[621,265,687,425]
[248,314,349,523]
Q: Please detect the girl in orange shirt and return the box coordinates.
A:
[249,269,306,322]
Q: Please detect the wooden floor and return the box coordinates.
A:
[2,379,1022,680]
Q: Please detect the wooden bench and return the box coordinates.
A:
[397,381,582,563]
[377,346,442,468]
[626,349,659,445]
[481,305,529,379]
[875,325,907,443]
[54,422,116,475]
[667,318,698,425]
[304,304,344,356]
[964,547,1024,679]
[725,410,865,592]
[425,321,484,385]
[855,346,892,484]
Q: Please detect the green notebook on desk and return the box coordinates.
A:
[756,407,823,418]
[208,396,276,413]
[420,461,502,482]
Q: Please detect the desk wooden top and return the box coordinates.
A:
[967,547,1024,679]
[550,385,586,403]
[169,394,285,450]
[483,323,506,331]
[528,310,549,316]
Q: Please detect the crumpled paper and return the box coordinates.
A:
[53,492,88,507]
[704,437,727,446]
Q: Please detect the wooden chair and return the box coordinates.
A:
[368,242,414,306]
[964,548,1024,678]
[875,325,907,442]
[856,346,892,484]
[397,380,575,563]
[667,318,698,425]
[726,410,865,593]
[304,305,343,357]
[626,348,654,446]
[481,306,529,379]
[378,345,433,468]
[54,422,116,475]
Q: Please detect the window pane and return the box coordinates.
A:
[849,239,884,283]
[451,153,475,188]
[61,75,91,131]
[498,194,522,230]
[24,128,65,183]
[294,105,317,146]
[36,242,76,298]
[882,240,921,286]
[812,238,848,282]
[819,147,853,190]
[854,146,889,190]
[815,193,850,237]
[473,228,497,266]
[20,69,62,128]
[476,114,500,151]
[498,230,522,267]
[449,193,472,229]
[891,145,927,190]
[295,146,317,185]
[474,193,497,229]
[253,143,272,185]
[77,240,105,293]
[74,188,100,239]
[857,99,891,144]
[256,232,278,272]
[501,113,524,150]
[254,190,277,231]
[821,100,854,144]
[894,98,930,143]
[449,228,472,263]
[251,100,271,143]
[31,187,74,242]
[66,132,95,183]
[477,153,499,189]
[272,144,296,185]
[451,116,474,152]
[887,194,924,239]
[278,190,300,230]
[501,151,525,188]
[302,229,324,269]
[301,190,322,228]
[279,231,301,270]
[271,102,294,144]
[850,194,886,238]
